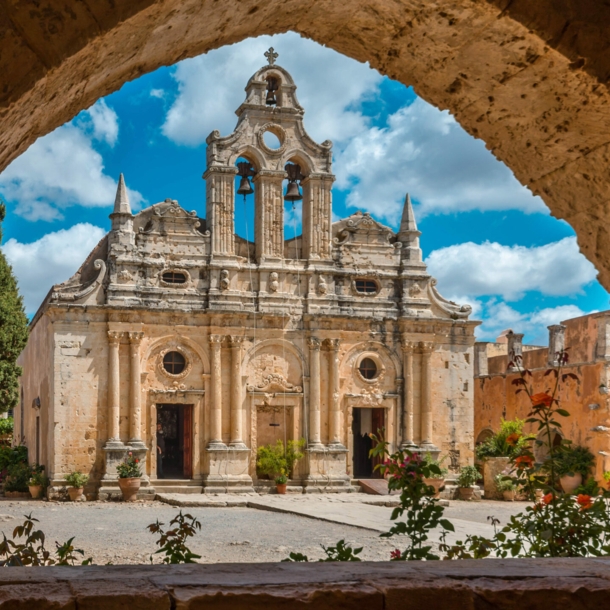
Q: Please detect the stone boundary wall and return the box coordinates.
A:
[2,559,610,608]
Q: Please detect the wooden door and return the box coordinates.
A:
[371,408,385,478]
[182,405,193,479]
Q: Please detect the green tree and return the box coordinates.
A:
[0,201,28,413]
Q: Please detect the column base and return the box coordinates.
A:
[304,445,351,492]
[417,443,440,459]
[203,446,253,493]
[207,441,228,451]
[400,441,419,451]
[228,441,249,451]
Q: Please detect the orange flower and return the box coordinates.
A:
[577,494,593,510]
[530,392,553,408]
[506,433,521,446]
[515,455,534,469]
[542,493,553,505]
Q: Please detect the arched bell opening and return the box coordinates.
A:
[234,155,257,263]
[283,160,307,260]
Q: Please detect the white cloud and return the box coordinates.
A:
[2,223,106,314]
[426,237,597,301]
[334,98,547,223]
[162,33,382,147]
[0,100,142,221]
[150,89,165,99]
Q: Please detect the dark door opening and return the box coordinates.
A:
[352,407,385,478]
[157,404,193,479]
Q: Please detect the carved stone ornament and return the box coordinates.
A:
[318,276,328,295]
[408,282,422,297]
[157,344,193,380]
[219,269,230,291]
[268,272,279,293]
[51,260,106,303]
[427,278,472,319]
[257,123,286,154]
[247,373,302,393]
[117,269,133,283]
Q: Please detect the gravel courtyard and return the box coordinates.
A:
[0,498,527,565]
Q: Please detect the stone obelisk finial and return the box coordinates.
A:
[113,173,131,215]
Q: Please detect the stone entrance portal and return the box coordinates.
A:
[157,404,193,479]
[352,408,384,479]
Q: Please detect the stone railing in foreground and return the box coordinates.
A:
[2,559,610,608]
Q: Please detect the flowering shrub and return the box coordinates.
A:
[147,511,201,564]
[116,452,142,479]
[284,539,363,562]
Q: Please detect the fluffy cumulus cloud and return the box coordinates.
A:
[0,100,142,221]
[161,33,382,146]
[1,223,106,314]
[426,237,597,301]
[334,98,547,223]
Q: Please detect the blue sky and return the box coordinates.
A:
[0,33,607,344]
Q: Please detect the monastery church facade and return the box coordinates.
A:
[17,54,478,498]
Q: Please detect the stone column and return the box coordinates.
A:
[548,324,566,366]
[253,170,285,262]
[106,331,122,446]
[228,336,246,448]
[401,339,416,448]
[507,331,524,369]
[308,337,322,447]
[203,166,238,257]
[326,339,343,447]
[419,342,436,449]
[128,332,144,446]
[301,174,333,260]
[208,335,225,449]
[474,342,489,377]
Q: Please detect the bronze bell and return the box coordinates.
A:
[266,77,278,106]
[265,89,277,106]
[237,175,253,196]
[284,181,302,202]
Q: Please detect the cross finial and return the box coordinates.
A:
[264,47,278,65]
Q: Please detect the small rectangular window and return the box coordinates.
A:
[162,271,187,284]
[355,279,378,294]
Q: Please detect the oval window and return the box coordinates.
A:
[355,279,378,294]
[163,351,186,375]
[358,357,378,380]
[162,271,187,285]
[263,130,282,150]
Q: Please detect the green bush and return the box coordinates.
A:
[0,445,27,473]
[4,463,30,492]
[256,439,305,480]
[475,419,530,461]
[422,453,448,479]
[457,466,482,488]
[0,417,13,437]
[552,444,595,478]
[65,471,89,488]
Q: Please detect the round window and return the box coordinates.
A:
[163,351,186,375]
[358,357,378,380]
[263,130,282,150]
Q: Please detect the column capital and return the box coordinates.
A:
[307,337,321,350]
[108,331,122,345]
[324,338,340,351]
[419,341,435,354]
[227,335,244,348]
[209,334,224,345]
[401,339,416,353]
[128,331,144,344]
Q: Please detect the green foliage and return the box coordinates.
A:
[116,452,142,479]
[422,453,448,479]
[551,444,595,478]
[65,471,89,489]
[0,513,91,566]
[604,471,610,483]
[494,474,516,493]
[4,463,30,492]
[0,445,27,473]
[284,540,363,562]
[0,417,13,437]
[575,478,601,497]
[475,418,530,461]
[457,465,481,488]
[28,468,48,488]
[147,511,202,564]
[0,203,29,414]
[274,473,288,485]
[256,438,306,479]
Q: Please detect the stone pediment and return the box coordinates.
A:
[333,212,395,246]
[135,199,204,237]
[247,373,302,394]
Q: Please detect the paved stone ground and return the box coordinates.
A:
[0,496,528,564]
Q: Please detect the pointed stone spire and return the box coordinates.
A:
[113,173,131,215]
[399,193,419,236]
[397,193,423,265]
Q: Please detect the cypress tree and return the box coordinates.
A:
[0,201,28,413]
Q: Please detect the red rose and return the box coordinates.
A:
[577,494,593,510]
[530,393,553,408]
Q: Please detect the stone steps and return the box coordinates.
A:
[153,479,203,495]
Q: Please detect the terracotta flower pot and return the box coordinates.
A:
[119,477,141,502]
[458,487,475,501]
[560,473,582,494]
[502,490,515,502]
[423,478,444,499]
[68,487,84,502]
[28,485,42,499]
[276,483,287,495]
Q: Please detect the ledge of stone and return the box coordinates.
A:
[1,559,610,609]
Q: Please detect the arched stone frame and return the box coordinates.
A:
[340,342,401,472]
[243,338,307,480]
[475,427,495,447]
[534,428,564,463]
[227,145,267,173]
[143,335,210,481]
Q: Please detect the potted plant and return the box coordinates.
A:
[457,465,481,500]
[553,444,595,494]
[65,471,89,501]
[28,468,48,499]
[275,471,288,494]
[256,439,305,494]
[422,453,448,499]
[495,474,517,501]
[116,452,142,502]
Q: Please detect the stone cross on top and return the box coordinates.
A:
[264,47,278,65]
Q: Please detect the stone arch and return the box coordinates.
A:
[340,341,401,382]
[282,149,315,176]
[229,145,267,172]
[475,427,495,446]
[144,334,210,376]
[243,337,307,382]
[2,3,610,286]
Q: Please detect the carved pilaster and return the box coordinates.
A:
[208,335,226,449]
[307,337,322,447]
[325,338,343,447]
[253,170,284,261]
[401,339,417,448]
[228,336,246,448]
[106,331,123,446]
[419,342,436,450]
[302,174,334,260]
[204,166,238,256]
[128,332,145,446]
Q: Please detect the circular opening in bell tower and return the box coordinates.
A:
[263,130,282,150]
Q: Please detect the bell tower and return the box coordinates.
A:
[203,48,334,263]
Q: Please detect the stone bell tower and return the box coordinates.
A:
[203,47,334,263]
